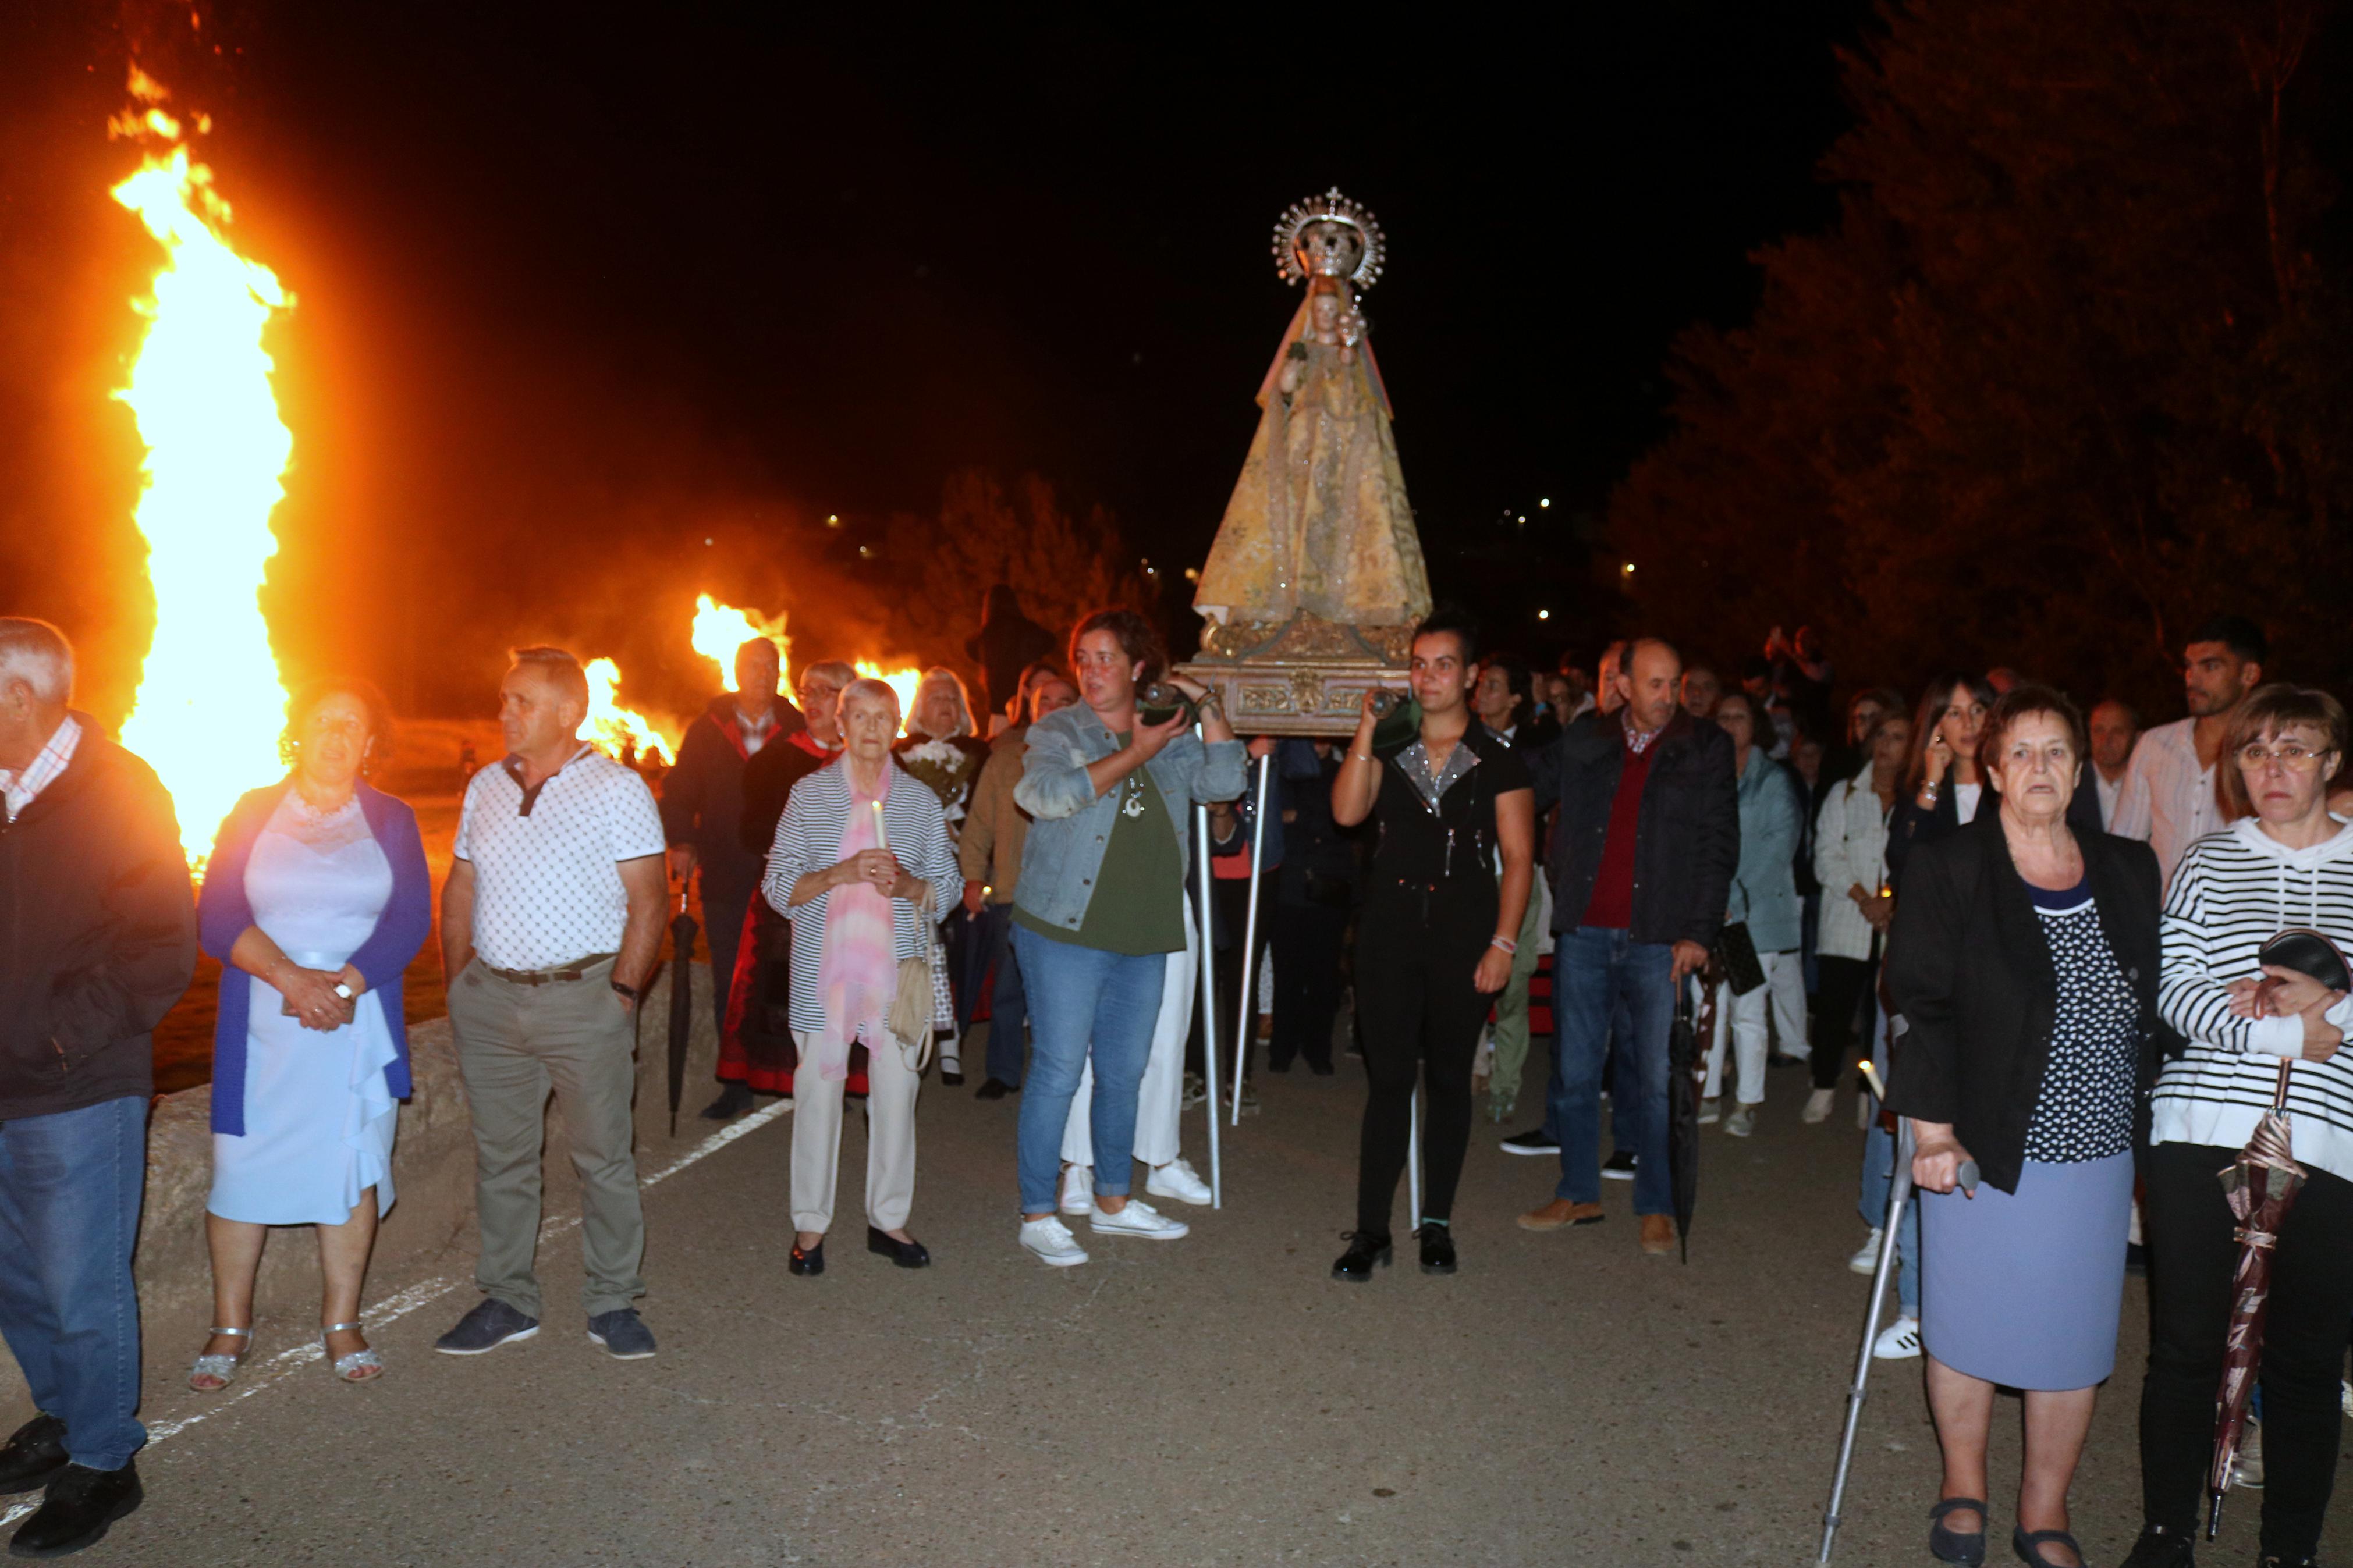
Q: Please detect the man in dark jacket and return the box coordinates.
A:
[659,638,806,1118]
[0,618,197,1555]
[1518,637,1737,1254]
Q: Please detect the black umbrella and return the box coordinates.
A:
[1667,973,1703,1262]
[665,891,698,1136]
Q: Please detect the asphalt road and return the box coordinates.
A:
[10,1051,2350,1567]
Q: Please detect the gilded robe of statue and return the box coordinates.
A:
[1193,293,1431,631]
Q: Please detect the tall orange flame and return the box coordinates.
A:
[583,658,675,766]
[111,77,293,871]
[690,596,789,692]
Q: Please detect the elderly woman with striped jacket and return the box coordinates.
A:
[762,678,959,1278]
[2125,684,2353,1568]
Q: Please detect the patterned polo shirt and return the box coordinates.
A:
[453,742,666,970]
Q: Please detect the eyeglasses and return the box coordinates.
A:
[2238,743,2329,770]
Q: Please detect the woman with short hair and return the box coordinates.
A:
[764,678,960,1276]
[191,679,432,1388]
[1699,688,1805,1137]
[2122,685,2353,1568]
[1885,683,2160,1568]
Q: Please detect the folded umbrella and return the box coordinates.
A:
[1667,974,1703,1263]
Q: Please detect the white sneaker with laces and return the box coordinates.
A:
[1145,1157,1212,1206]
[1697,1097,1722,1125]
[1847,1229,1884,1274]
[1020,1217,1089,1267]
[1872,1315,1922,1360]
[1802,1087,1836,1123]
[1089,1198,1190,1240]
[1058,1163,1092,1218]
[1724,1103,1758,1137]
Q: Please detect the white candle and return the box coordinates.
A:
[870,797,889,853]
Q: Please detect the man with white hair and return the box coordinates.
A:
[0,617,197,1556]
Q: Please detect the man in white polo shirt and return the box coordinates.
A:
[434,646,669,1360]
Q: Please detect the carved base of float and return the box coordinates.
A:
[1177,611,1411,738]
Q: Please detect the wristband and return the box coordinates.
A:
[611,980,641,1002]
[1489,936,1518,955]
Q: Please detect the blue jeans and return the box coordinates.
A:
[0,1096,148,1470]
[978,905,1029,1088]
[1550,927,1674,1214]
[1859,1119,1923,1317]
[1540,994,1639,1155]
[1012,927,1166,1213]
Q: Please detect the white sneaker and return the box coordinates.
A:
[1057,1164,1092,1218]
[1872,1315,1922,1360]
[1145,1157,1212,1206]
[1847,1229,1884,1274]
[1019,1217,1089,1268]
[1089,1197,1190,1240]
[1697,1097,1722,1125]
[1724,1103,1757,1137]
[1802,1087,1836,1123]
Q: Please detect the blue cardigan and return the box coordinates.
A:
[196,780,432,1136]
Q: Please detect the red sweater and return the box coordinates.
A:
[1579,730,1656,930]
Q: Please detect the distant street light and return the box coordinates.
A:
[1539,497,1552,509]
[1538,609,1550,621]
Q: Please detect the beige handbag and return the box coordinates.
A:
[887,897,939,1072]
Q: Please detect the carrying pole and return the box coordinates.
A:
[1194,801,1223,1208]
[1231,753,1273,1127]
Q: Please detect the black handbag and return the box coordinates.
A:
[2258,927,2353,990]
[1713,919,1766,996]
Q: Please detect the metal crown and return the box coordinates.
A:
[1271,187,1386,290]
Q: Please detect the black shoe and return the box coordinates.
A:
[974,1078,1016,1101]
[1309,1059,1335,1076]
[2011,1526,2082,1568]
[1928,1497,1987,1566]
[2125,1240,2149,1277]
[7,1462,140,1559]
[2256,1557,2317,1568]
[941,1069,965,1086]
[789,1240,825,1277]
[1265,1055,1293,1073]
[2117,1524,2196,1568]
[1768,1051,1805,1069]
[432,1297,539,1355]
[699,1082,754,1121]
[0,1417,67,1496]
[1330,1231,1393,1282]
[1415,1224,1457,1276]
[1499,1126,1559,1156]
[867,1227,931,1268]
[1602,1150,1639,1180]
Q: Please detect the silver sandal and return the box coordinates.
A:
[323,1321,384,1382]
[189,1326,253,1392]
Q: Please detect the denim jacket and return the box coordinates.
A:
[1012,702,1247,934]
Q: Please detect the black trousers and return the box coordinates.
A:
[2139,1140,2353,1558]
[1187,876,1273,1082]
[699,866,762,1053]
[1351,886,1493,1236]
[1270,901,1347,1071]
[1809,954,1878,1091]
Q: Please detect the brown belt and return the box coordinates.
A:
[484,953,616,986]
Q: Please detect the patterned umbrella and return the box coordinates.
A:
[2206,1058,2305,1538]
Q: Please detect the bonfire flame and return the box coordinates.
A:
[690,595,790,692]
[583,658,674,766]
[111,72,293,872]
[856,660,925,734]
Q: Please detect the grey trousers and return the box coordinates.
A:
[447,957,647,1319]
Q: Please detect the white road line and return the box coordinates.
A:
[0,1098,792,1528]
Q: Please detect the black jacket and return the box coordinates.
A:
[1529,711,1740,948]
[0,720,198,1119]
[659,692,808,880]
[1882,813,2163,1195]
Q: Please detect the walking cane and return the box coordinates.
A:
[1819,1061,1975,1563]
[1407,1081,1422,1226]
[1231,751,1273,1127]
[1194,801,1223,1208]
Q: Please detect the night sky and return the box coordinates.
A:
[1,2,1861,716]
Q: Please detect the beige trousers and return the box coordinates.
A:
[790,1030,919,1234]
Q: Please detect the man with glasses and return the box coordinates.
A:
[2111,616,2266,891]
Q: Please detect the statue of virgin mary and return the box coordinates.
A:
[1193,190,1431,643]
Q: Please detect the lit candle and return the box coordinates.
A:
[870,797,888,853]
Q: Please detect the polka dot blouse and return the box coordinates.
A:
[2022,879,2138,1164]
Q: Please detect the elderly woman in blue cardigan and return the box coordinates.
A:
[189,680,431,1389]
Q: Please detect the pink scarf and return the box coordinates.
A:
[811,760,898,1080]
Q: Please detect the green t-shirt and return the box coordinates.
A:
[1016,734,1188,956]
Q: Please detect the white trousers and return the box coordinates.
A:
[1061,906,1197,1172]
[1703,949,1806,1106]
[790,1029,920,1233]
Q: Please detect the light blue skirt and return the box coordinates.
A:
[1919,1150,2132,1391]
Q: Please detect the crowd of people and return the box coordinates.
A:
[0,596,2350,1565]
